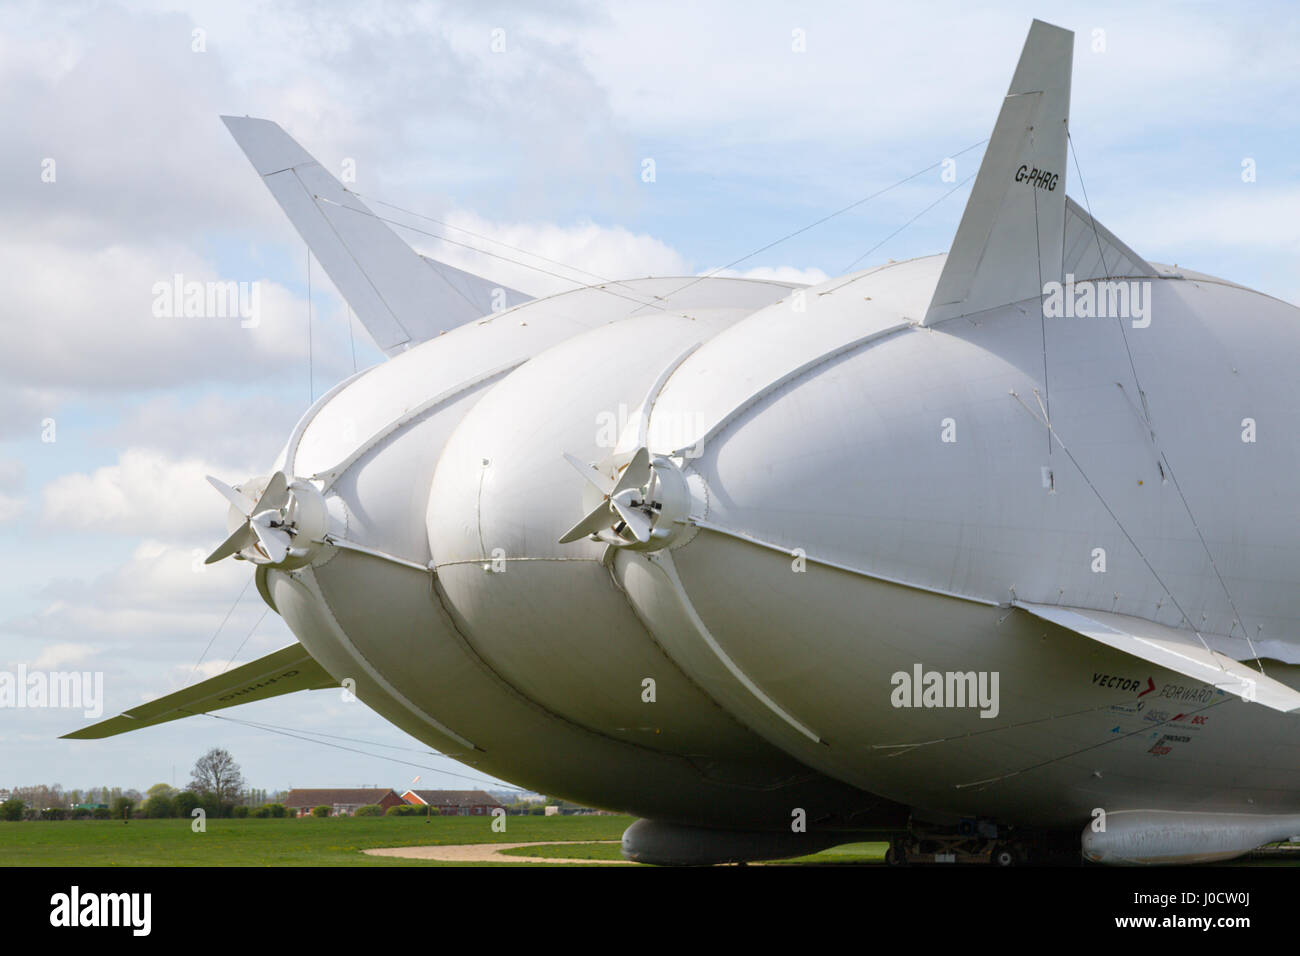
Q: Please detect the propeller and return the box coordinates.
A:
[559,447,662,545]
[204,472,293,565]
[562,452,614,496]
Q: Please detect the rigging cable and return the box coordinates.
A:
[306,246,314,403]
[1068,133,1263,672]
[356,192,655,297]
[656,138,989,305]
[190,577,253,678]
[1010,388,1216,659]
[202,712,525,792]
[347,304,357,373]
[319,197,672,313]
[218,607,270,676]
[839,170,977,275]
[339,138,991,317]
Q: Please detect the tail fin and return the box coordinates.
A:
[222,116,530,355]
[923,20,1074,325]
[61,643,337,739]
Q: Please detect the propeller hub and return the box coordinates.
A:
[204,472,328,569]
[558,446,693,551]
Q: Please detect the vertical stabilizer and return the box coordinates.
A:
[222,116,530,355]
[923,20,1073,325]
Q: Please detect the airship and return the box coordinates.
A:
[67,19,1300,866]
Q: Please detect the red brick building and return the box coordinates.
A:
[400,789,504,816]
[284,788,404,817]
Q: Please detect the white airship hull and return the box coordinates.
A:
[70,19,1300,865]
[258,256,1300,837]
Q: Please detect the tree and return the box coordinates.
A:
[140,794,174,818]
[188,748,245,807]
[0,798,24,821]
[174,790,200,818]
[199,792,222,818]
[11,785,66,810]
[141,783,176,818]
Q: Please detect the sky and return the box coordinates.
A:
[2,0,1298,796]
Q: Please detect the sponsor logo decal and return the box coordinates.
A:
[1108,700,1145,715]
[1092,673,1156,697]
[1156,682,1218,705]
[1148,733,1192,756]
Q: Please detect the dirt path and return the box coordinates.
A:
[363,840,636,865]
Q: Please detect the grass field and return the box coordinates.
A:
[497,840,628,861]
[0,814,635,866]
[0,816,894,866]
[781,842,889,864]
[13,819,1289,867]
[496,840,890,864]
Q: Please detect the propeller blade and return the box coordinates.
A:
[611,447,651,497]
[205,524,256,564]
[251,518,291,564]
[610,494,652,543]
[562,453,615,495]
[558,503,616,544]
[254,471,289,514]
[207,475,256,516]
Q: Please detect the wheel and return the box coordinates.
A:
[992,846,1016,867]
[886,841,907,866]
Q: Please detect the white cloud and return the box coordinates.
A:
[0,0,639,245]
[5,538,283,670]
[0,385,61,441]
[1108,188,1300,253]
[725,265,830,286]
[411,212,691,297]
[28,642,99,670]
[0,492,25,523]
[40,449,257,540]
[30,537,250,610]
[0,239,340,392]
[102,392,302,467]
[0,459,25,492]
[569,3,1300,154]
[0,458,27,522]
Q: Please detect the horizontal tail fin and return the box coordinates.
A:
[61,642,338,739]
[1017,602,1300,713]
